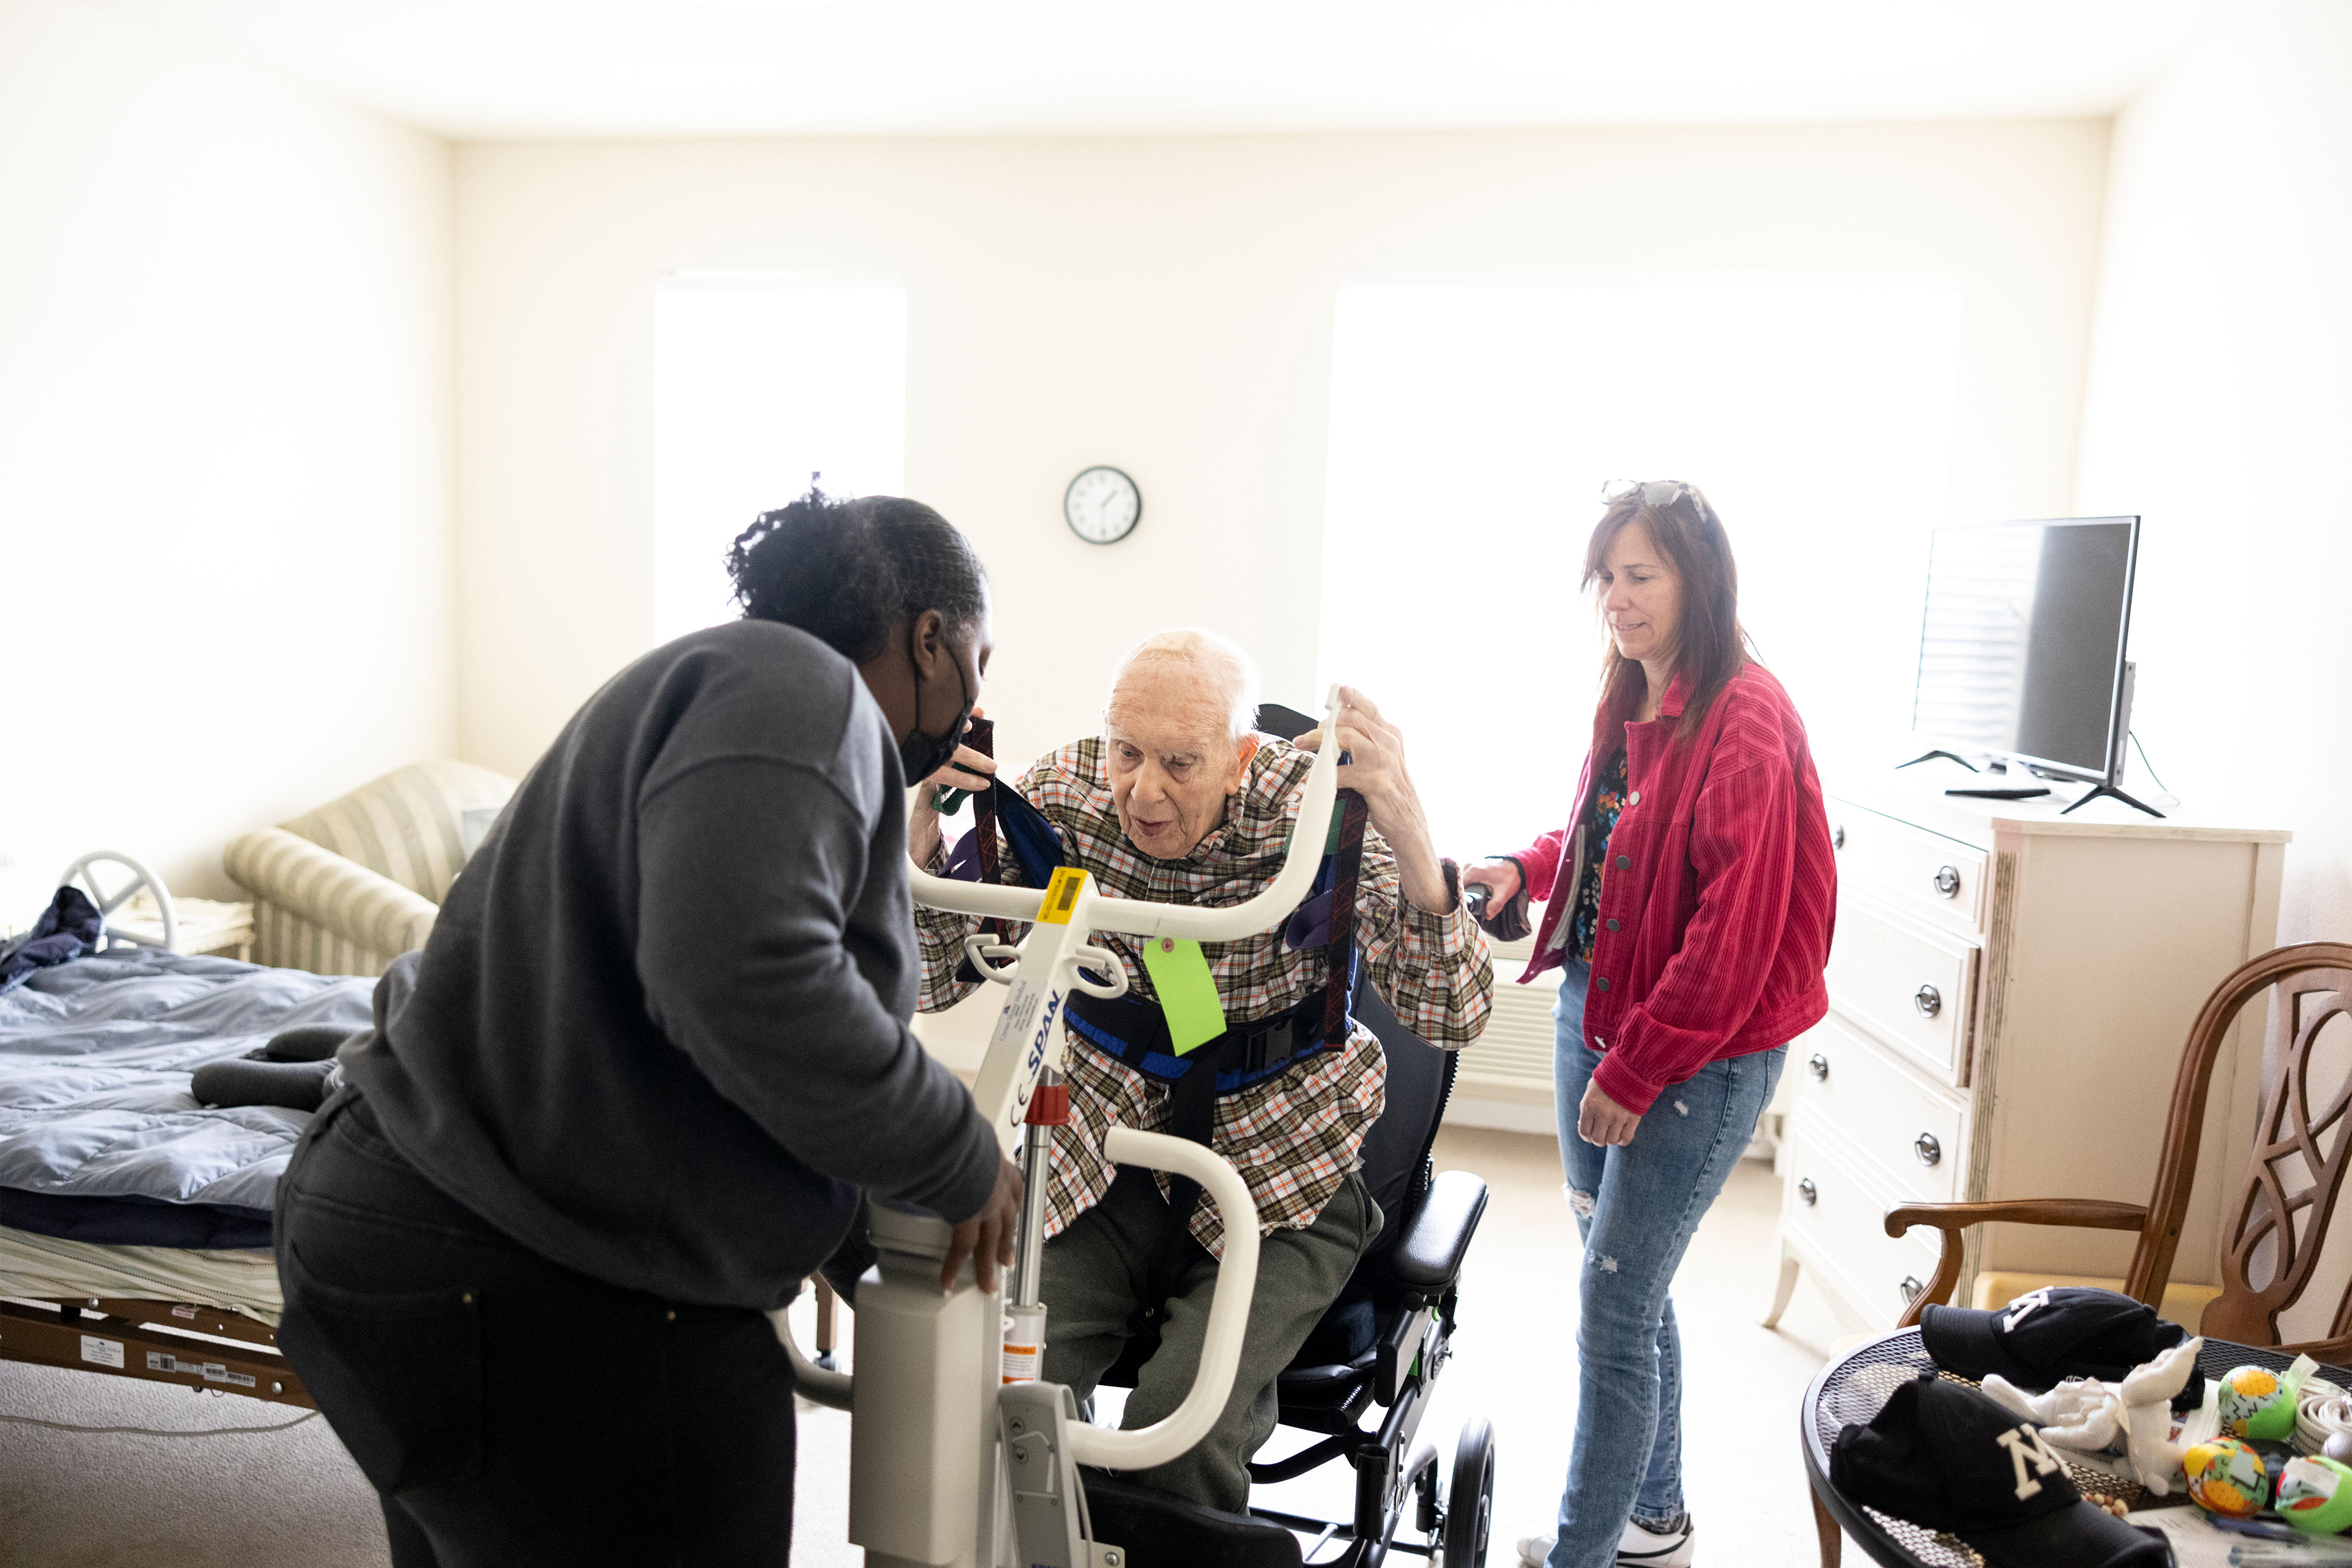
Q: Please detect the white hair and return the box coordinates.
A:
[1106,627,1261,744]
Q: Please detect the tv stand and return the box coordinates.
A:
[1896,750,1979,772]
[2062,780,2166,820]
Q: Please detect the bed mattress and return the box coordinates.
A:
[0,948,374,1250]
[0,1222,283,1324]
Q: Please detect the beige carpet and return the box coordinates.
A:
[0,1126,1854,1567]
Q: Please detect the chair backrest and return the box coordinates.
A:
[2209,954,2352,1344]
[281,761,516,905]
[1350,974,1458,1243]
[2123,943,2352,1346]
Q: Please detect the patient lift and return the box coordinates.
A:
[778,686,1491,1568]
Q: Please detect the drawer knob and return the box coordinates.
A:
[1933,864,1961,899]
[1913,984,1942,1019]
[1914,1132,1942,1167]
[1807,1052,1830,1082]
[1832,823,1846,851]
[1797,1177,1817,1207]
[1900,1274,1925,1305]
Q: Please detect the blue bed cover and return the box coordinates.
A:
[0,949,375,1250]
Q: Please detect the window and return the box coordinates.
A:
[652,276,907,644]
[1316,279,1963,854]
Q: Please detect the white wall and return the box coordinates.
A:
[2075,0,2352,948]
[2073,0,2352,1340]
[451,119,2112,788]
[0,1,455,924]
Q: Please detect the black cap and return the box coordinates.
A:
[1831,1373,2169,1568]
[1922,1286,2204,1403]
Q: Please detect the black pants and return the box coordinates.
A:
[275,1091,796,1567]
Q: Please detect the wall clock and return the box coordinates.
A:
[1063,466,1141,545]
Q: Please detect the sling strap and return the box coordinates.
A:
[1066,989,1344,1302]
[1063,987,1335,1096]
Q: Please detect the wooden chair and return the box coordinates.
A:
[1810,943,2352,1566]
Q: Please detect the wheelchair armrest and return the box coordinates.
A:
[1390,1169,1487,1290]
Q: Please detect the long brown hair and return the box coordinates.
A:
[1583,481,1749,741]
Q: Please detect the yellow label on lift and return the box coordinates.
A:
[1037,866,1089,925]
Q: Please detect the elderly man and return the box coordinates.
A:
[909,627,1491,1514]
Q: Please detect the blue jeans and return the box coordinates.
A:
[1546,961,1785,1568]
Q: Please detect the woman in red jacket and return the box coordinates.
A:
[1463,481,1836,1568]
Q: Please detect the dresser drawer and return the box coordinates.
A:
[1824,893,1978,1084]
[1790,1011,1964,1202]
[1828,801,1989,936]
[1781,1117,1945,1329]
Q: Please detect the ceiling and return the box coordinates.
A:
[91,0,2210,140]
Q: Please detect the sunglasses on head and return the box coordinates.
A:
[1601,479,1700,511]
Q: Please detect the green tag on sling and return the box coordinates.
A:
[1139,937,1227,1055]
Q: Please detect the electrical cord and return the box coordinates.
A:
[0,1407,317,1438]
[2127,730,2182,809]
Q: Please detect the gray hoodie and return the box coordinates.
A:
[342,618,1000,1309]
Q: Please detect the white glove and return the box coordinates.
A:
[1985,1382,2135,1457]
[1980,1374,2124,1450]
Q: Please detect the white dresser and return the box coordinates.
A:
[1769,773,2290,1331]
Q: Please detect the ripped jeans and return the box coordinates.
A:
[1546,960,1785,1568]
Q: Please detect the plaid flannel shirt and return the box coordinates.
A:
[914,736,1493,1256]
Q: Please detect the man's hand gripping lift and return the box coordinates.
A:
[775,688,1347,1568]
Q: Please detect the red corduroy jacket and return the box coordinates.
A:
[1509,663,1837,1116]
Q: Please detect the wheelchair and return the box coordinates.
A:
[1078,974,1496,1568]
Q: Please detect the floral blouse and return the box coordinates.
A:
[1569,745,1630,965]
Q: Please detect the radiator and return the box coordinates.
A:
[1454,935,1562,1101]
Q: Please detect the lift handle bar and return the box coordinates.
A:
[1061,1126,1261,1469]
[771,1124,1264,1473]
[905,685,1343,943]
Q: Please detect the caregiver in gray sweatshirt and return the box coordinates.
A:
[276,489,1018,1568]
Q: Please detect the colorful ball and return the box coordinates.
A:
[2275,1456,2352,1535]
[2185,1438,2273,1518]
[2218,1365,2299,1441]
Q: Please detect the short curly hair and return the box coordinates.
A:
[726,485,987,665]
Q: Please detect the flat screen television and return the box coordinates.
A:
[1910,516,2141,788]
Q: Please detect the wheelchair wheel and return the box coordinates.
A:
[1442,1415,1495,1568]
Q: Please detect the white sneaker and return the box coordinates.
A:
[1513,1517,1695,1568]
[1618,1516,1695,1567]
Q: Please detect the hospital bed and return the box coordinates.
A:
[0,856,372,1406]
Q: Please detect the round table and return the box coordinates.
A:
[1799,1327,2348,1568]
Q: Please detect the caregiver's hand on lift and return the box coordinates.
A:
[941,1154,1025,1294]
[1459,859,1522,916]
[1295,685,1454,914]
[1577,1080,1641,1148]
[908,707,998,867]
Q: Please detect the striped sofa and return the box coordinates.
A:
[222,761,517,977]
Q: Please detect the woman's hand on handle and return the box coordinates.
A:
[1577,1079,1642,1147]
[1460,858,1522,914]
[907,707,998,867]
[941,1154,1024,1294]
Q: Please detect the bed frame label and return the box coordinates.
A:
[143,1349,257,1387]
[77,1334,123,1368]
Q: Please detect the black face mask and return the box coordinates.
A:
[898,623,974,785]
